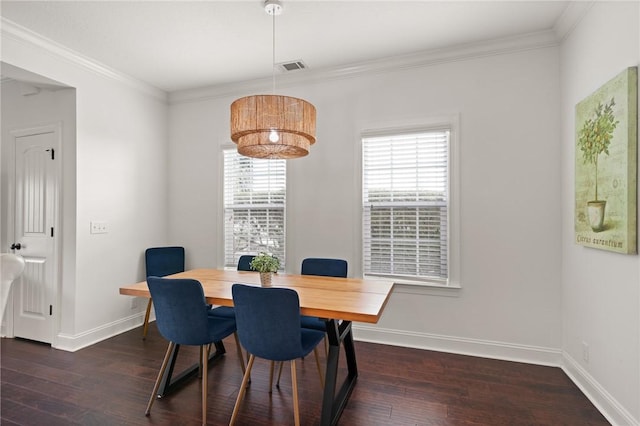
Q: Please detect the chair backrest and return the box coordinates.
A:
[146,277,211,345]
[145,246,185,278]
[232,284,304,361]
[237,255,256,272]
[301,258,348,278]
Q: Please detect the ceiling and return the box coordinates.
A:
[1,1,571,93]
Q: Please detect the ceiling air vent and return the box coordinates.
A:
[278,60,308,72]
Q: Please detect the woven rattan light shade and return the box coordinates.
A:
[230,94,316,159]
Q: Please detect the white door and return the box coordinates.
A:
[10,126,59,344]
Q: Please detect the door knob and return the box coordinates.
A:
[10,243,21,250]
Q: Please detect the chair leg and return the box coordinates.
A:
[230,354,255,426]
[233,332,246,375]
[269,361,275,393]
[291,360,300,426]
[142,298,153,339]
[196,344,211,379]
[276,361,284,387]
[145,341,175,416]
[313,347,324,389]
[201,344,208,426]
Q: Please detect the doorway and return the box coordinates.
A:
[1,64,73,345]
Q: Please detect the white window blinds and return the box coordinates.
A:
[223,150,286,269]
[362,130,449,282]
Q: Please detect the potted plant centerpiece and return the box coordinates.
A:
[577,97,619,232]
[250,252,280,287]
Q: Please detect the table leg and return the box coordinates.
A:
[320,319,358,426]
[157,340,226,397]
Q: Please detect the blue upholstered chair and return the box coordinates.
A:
[236,254,256,272]
[142,246,185,339]
[301,257,348,278]
[300,258,348,333]
[271,258,348,386]
[144,277,244,425]
[229,284,325,426]
[208,255,256,319]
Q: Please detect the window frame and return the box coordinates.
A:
[360,116,460,288]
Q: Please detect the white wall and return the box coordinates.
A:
[1,25,170,350]
[560,2,640,425]
[169,44,563,363]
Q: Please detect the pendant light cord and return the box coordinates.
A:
[272,12,276,95]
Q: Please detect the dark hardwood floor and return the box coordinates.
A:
[1,325,609,425]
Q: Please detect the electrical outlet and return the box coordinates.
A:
[130,298,138,310]
[90,221,108,234]
[582,342,589,363]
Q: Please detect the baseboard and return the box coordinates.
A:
[352,323,562,366]
[53,312,144,352]
[562,351,638,426]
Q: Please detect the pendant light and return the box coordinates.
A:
[230,0,316,159]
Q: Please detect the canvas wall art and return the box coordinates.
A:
[575,67,637,254]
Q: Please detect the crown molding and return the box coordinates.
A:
[1,18,167,102]
[1,15,563,107]
[553,1,594,42]
[169,29,560,105]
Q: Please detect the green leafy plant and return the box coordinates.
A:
[577,97,619,200]
[249,252,280,273]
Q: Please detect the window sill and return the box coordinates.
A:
[364,275,461,298]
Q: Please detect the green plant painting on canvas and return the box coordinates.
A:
[575,67,637,254]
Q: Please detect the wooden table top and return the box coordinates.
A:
[119,268,394,324]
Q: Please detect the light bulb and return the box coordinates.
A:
[269,129,280,143]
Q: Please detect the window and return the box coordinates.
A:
[362,129,452,284]
[223,149,285,269]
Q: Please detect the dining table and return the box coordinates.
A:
[119,268,394,426]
